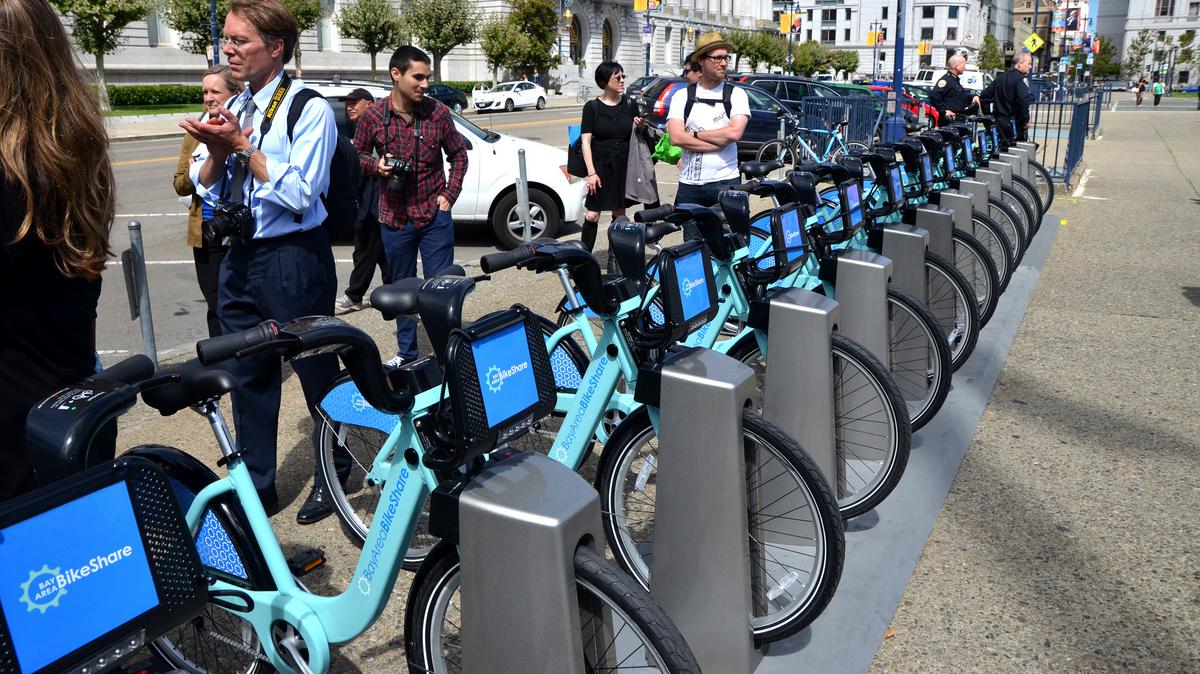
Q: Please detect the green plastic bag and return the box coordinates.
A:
[652,132,681,165]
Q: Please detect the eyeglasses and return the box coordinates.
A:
[611,74,627,81]
[704,54,731,63]
[222,36,262,51]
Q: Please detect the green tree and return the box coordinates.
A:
[726,29,755,72]
[479,16,524,83]
[1092,34,1122,79]
[51,0,153,110]
[505,0,560,75]
[790,40,830,77]
[978,34,1003,72]
[761,33,788,73]
[1179,30,1197,81]
[162,0,230,65]
[281,0,322,78]
[406,0,477,82]
[335,0,406,79]
[1124,28,1153,78]
[830,50,859,78]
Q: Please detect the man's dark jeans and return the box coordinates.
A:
[675,178,740,240]
[380,210,455,360]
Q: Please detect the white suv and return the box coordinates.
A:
[309,80,585,249]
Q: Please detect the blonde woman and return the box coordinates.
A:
[0,0,115,500]
[174,65,244,337]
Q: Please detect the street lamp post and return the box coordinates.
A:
[1167,46,1179,95]
[884,0,907,142]
[209,0,220,64]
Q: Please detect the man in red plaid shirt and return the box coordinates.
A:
[353,45,468,366]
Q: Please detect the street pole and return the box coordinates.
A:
[645,11,651,77]
[209,0,220,65]
[884,0,906,141]
[558,0,564,64]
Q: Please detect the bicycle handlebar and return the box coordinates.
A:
[196,321,280,365]
[480,244,537,274]
[92,354,156,386]
[635,204,675,223]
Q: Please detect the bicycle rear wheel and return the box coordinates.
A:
[987,197,1026,264]
[952,229,1000,327]
[757,139,800,180]
[1029,160,1055,214]
[925,252,981,370]
[405,542,701,673]
[596,407,844,644]
[1010,174,1044,234]
[971,210,1015,294]
[1000,185,1036,251]
[886,287,952,430]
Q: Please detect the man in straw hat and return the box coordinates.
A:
[666,31,749,240]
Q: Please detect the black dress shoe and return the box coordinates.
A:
[296,484,334,525]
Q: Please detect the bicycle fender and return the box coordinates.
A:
[317,369,401,435]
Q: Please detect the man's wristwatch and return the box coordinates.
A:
[238,147,256,164]
[692,130,700,140]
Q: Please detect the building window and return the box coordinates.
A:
[946,26,957,40]
[821,28,836,43]
[922,7,935,19]
[880,51,886,62]
[822,9,836,22]
[808,9,813,22]
[602,19,614,62]
[920,54,932,67]
[845,28,850,41]
[807,29,812,40]
[948,6,959,18]
[1023,16,1032,24]
[1180,70,1190,83]
[1156,0,1174,16]
[570,15,583,63]
[882,6,889,19]
[920,27,934,40]
[845,8,852,20]
[1190,0,1199,16]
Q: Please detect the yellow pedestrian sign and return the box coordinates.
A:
[1024,33,1045,53]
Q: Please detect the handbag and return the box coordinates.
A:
[567,136,588,178]
[652,131,682,165]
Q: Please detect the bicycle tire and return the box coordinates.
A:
[316,314,589,571]
[1010,174,1044,235]
[404,542,701,673]
[999,185,1035,251]
[952,229,1000,328]
[886,286,952,431]
[1028,159,1055,214]
[827,141,870,162]
[925,252,981,370]
[596,407,844,644]
[728,332,912,520]
[987,197,1026,264]
[971,210,1015,294]
[756,139,799,180]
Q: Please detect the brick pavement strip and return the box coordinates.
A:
[869,111,1200,672]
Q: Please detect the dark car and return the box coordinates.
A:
[733,74,843,111]
[426,83,468,114]
[640,77,789,158]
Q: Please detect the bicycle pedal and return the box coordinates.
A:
[287,547,327,576]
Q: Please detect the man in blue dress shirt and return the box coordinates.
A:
[181,0,343,522]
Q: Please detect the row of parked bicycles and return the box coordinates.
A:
[5,114,1054,674]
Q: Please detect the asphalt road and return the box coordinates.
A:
[101,105,590,365]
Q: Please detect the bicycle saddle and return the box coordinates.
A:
[370,264,467,321]
[794,161,854,186]
[672,203,733,261]
[718,189,751,236]
[739,159,786,180]
[787,171,821,210]
[607,217,649,289]
[141,359,238,417]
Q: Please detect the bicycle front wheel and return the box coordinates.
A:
[887,287,953,430]
[1000,185,1036,251]
[729,333,912,519]
[404,542,701,673]
[1010,174,1044,234]
[972,210,1015,294]
[1029,160,1055,214]
[597,407,844,644]
[925,252,981,370]
[756,139,800,180]
[987,197,1026,264]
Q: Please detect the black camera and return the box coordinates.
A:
[383,156,413,192]
[205,200,256,244]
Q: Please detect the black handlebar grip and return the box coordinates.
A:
[479,244,536,274]
[633,204,675,223]
[92,354,156,385]
[197,320,280,365]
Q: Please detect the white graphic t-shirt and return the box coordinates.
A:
[667,83,751,185]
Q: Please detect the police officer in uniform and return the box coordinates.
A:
[980,52,1033,142]
[928,53,980,126]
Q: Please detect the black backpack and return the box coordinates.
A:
[683,82,734,121]
[286,88,361,233]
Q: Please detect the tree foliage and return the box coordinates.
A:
[504,0,560,74]
[162,0,230,62]
[790,40,831,77]
[1124,29,1153,78]
[830,50,859,78]
[280,0,322,78]
[978,34,1003,72]
[335,0,406,78]
[479,16,525,82]
[1092,35,1121,79]
[406,0,477,82]
[51,0,153,109]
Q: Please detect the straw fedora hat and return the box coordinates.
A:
[691,32,732,60]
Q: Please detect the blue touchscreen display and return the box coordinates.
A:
[472,321,538,428]
[674,248,711,321]
[921,155,933,184]
[944,146,956,174]
[889,167,905,203]
[964,138,975,163]
[780,208,805,263]
[0,482,159,673]
[845,183,863,227]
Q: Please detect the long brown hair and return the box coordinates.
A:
[0,0,114,279]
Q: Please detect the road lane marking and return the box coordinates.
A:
[112,155,178,167]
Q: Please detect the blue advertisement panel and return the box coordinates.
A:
[780,208,805,262]
[674,249,711,320]
[472,322,539,428]
[0,483,159,672]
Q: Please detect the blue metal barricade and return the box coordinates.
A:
[793,96,884,147]
[1028,92,1094,187]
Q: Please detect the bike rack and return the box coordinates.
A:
[986,159,1014,186]
[457,452,607,673]
[908,205,956,260]
[955,177,991,218]
[998,151,1028,181]
[654,348,762,673]
[836,249,893,365]
[930,189,976,237]
[972,167,1003,200]
[761,289,840,484]
[882,225,930,304]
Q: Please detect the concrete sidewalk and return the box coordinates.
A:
[870,108,1200,671]
[104,93,584,141]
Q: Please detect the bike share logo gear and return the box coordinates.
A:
[682,277,705,298]
[486,362,529,394]
[19,565,65,613]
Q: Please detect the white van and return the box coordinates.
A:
[907,67,992,92]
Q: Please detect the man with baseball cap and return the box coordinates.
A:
[666,32,749,239]
[335,87,389,313]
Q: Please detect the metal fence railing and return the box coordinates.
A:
[792,96,886,145]
[1028,93,1094,187]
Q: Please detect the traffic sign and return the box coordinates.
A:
[1024,33,1045,53]
[642,24,652,34]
